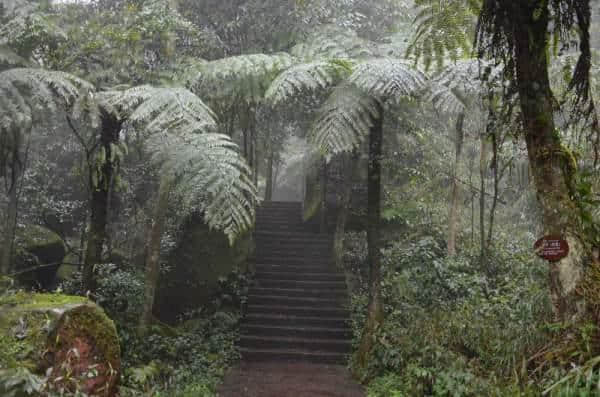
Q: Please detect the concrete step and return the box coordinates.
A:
[247,294,345,307]
[244,313,349,328]
[241,324,352,340]
[252,279,345,290]
[252,257,333,266]
[240,335,351,354]
[246,304,350,318]
[254,264,337,273]
[240,347,347,364]
[248,286,348,300]
[255,271,345,282]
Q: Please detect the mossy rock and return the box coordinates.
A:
[154,215,254,322]
[0,292,120,396]
[13,225,66,288]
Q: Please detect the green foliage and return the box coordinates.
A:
[189,53,294,106]
[311,58,425,157]
[291,26,375,60]
[0,68,93,133]
[265,60,353,105]
[408,0,480,71]
[345,199,554,394]
[100,85,217,136]
[100,85,257,243]
[429,58,494,115]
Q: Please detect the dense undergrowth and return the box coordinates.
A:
[0,265,250,397]
[344,219,600,396]
[88,266,250,396]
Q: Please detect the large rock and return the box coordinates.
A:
[154,215,254,322]
[13,225,66,288]
[0,291,121,396]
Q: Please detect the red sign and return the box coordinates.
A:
[534,236,569,262]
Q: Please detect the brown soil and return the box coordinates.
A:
[217,362,365,397]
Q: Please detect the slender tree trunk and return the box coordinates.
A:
[355,102,384,375]
[513,1,586,320]
[140,175,173,329]
[265,149,274,201]
[487,131,500,248]
[83,113,120,292]
[469,153,475,245]
[479,136,488,263]
[319,160,328,233]
[333,151,359,268]
[447,113,465,256]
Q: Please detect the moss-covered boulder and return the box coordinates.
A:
[154,215,254,322]
[12,225,66,288]
[0,292,121,396]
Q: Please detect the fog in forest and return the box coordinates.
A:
[1,0,600,396]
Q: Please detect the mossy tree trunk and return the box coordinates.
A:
[447,112,465,256]
[355,102,384,375]
[140,174,173,329]
[513,1,587,320]
[83,113,120,293]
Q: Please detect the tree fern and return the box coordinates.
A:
[148,132,257,243]
[265,60,354,105]
[188,53,294,105]
[348,58,426,103]
[98,84,254,241]
[311,85,380,156]
[429,58,495,115]
[98,85,217,136]
[291,27,375,61]
[0,68,93,148]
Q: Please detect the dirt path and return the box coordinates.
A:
[217,362,365,397]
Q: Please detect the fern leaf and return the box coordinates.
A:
[311,86,380,157]
[348,58,426,103]
[265,60,354,105]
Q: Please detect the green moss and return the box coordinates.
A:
[0,292,107,373]
[0,291,87,309]
[52,304,120,368]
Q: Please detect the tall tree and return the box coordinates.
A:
[476,0,600,320]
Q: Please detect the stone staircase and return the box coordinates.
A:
[239,201,352,364]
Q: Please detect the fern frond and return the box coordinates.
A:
[348,58,426,103]
[407,0,479,71]
[291,27,375,61]
[429,58,496,114]
[188,53,294,105]
[148,132,257,243]
[98,86,217,136]
[311,86,380,157]
[0,68,93,134]
[265,60,354,105]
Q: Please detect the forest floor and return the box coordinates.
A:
[217,362,365,397]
